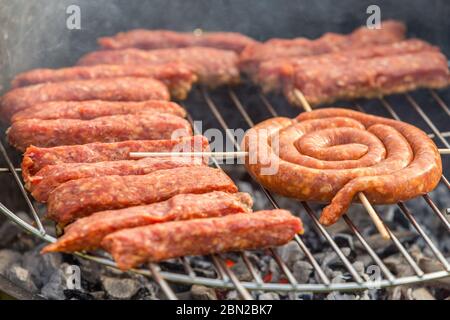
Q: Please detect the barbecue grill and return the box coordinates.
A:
[0,0,449,300]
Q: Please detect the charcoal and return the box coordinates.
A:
[40,263,70,300]
[101,276,141,299]
[277,241,305,269]
[288,292,314,300]
[0,249,22,275]
[63,289,95,300]
[332,233,355,250]
[6,263,38,293]
[230,258,253,281]
[407,287,435,300]
[190,284,218,300]
[22,244,63,288]
[258,292,280,300]
[292,260,313,283]
[326,292,357,300]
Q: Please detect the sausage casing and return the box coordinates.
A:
[242,108,442,225]
[47,166,238,225]
[8,112,192,151]
[101,209,303,270]
[1,77,169,121]
[42,191,253,253]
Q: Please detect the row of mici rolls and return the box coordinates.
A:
[0,36,303,270]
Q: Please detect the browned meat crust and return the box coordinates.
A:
[47,166,238,225]
[98,30,258,53]
[22,135,209,179]
[42,191,253,253]
[101,209,303,269]
[11,100,186,122]
[7,112,192,151]
[28,156,205,202]
[1,77,170,122]
[239,20,406,75]
[11,63,197,100]
[242,108,442,225]
[77,47,240,87]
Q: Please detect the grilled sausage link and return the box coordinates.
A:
[22,135,209,179]
[1,77,169,121]
[8,112,192,151]
[27,156,205,202]
[42,191,253,253]
[11,63,197,100]
[101,209,303,269]
[242,108,442,225]
[11,100,186,122]
[47,166,238,225]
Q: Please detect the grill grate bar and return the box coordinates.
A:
[148,263,178,300]
[253,90,402,283]
[376,98,450,230]
[226,89,369,284]
[240,251,264,285]
[429,90,450,117]
[0,141,45,234]
[342,215,396,282]
[226,89,333,286]
[0,84,448,295]
[186,111,254,299]
[422,194,450,230]
[217,254,254,300]
[397,202,450,272]
[200,88,307,291]
[404,93,450,148]
[301,202,364,283]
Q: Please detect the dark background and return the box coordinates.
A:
[0,0,449,91]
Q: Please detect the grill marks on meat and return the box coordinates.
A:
[47,166,238,225]
[11,100,186,122]
[41,191,253,253]
[77,47,240,87]
[1,77,170,121]
[11,63,197,100]
[101,209,303,270]
[239,20,406,75]
[7,112,192,151]
[27,156,205,202]
[98,30,258,53]
[242,108,442,225]
[22,135,209,179]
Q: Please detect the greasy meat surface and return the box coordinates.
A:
[239,20,406,74]
[242,108,442,225]
[11,100,186,122]
[47,166,238,225]
[98,30,258,53]
[11,63,197,100]
[27,156,205,202]
[22,135,209,179]
[42,191,253,253]
[255,39,439,93]
[283,51,449,106]
[8,112,192,151]
[77,47,240,87]
[1,77,170,121]
[101,209,303,269]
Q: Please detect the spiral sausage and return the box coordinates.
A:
[242,108,442,225]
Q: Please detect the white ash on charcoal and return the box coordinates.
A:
[101,276,141,300]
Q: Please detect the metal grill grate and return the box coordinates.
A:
[0,85,449,300]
